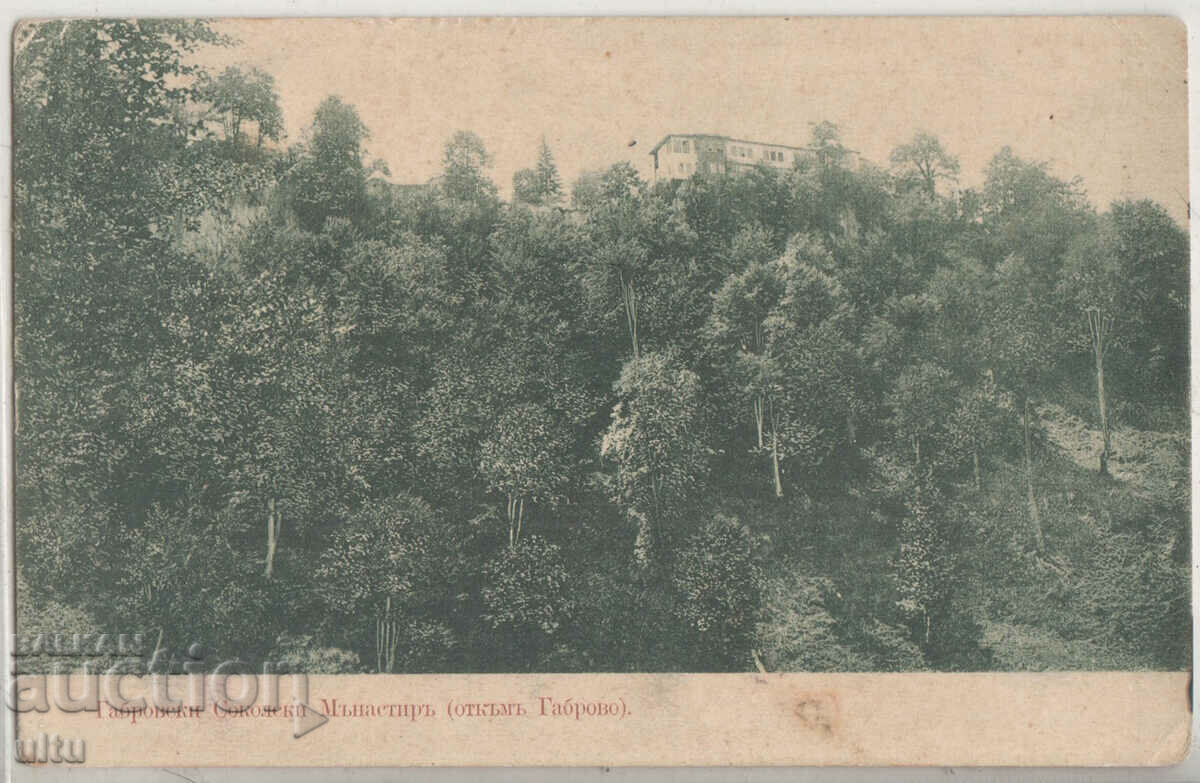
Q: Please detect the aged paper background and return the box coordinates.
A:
[15,672,1194,766]
[11,15,1192,768]
[192,16,1189,226]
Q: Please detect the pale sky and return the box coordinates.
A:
[196,17,1189,224]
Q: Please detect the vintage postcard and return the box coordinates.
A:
[7,16,1191,767]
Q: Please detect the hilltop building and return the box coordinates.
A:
[648,133,858,183]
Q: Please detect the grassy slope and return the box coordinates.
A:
[742,406,1190,672]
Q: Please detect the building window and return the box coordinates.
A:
[673,139,691,154]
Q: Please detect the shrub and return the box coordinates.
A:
[481,536,575,670]
[671,515,762,670]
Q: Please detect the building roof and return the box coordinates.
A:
[649,133,816,157]
[648,132,860,158]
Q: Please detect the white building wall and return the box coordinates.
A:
[654,135,700,182]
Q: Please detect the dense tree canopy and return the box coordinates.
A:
[14,21,1190,675]
[198,64,284,147]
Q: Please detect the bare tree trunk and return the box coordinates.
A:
[1097,359,1110,475]
[515,498,524,546]
[376,615,382,673]
[651,474,663,523]
[507,493,516,549]
[1023,399,1045,552]
[376,598,399,673]
[753,395,764,449]
[771,429,784,498]
[1089,309,1113,476]
[385,597,397,673]
[633,511,654,570]
[264,497,281,579]
[630,286,638,359]
[619,270,639,360]
[973,448,982,491]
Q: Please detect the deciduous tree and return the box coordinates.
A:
[198,65,284,147]
[600,351,710,566]
[479,403,573,548]
[316,494,454,673]
[889,131,960,197]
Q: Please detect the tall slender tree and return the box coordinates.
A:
[534,136,563,204]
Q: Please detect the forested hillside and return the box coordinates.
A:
[14,20,1189,674]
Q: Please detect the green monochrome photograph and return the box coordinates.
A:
[11,16,1190,687]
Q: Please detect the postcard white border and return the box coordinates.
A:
[1,4,1196,782]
